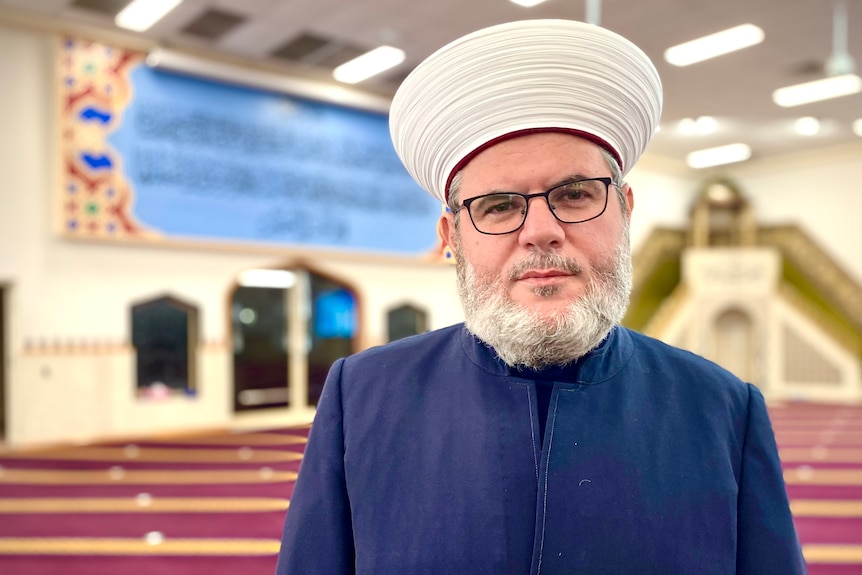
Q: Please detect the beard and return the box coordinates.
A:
[454,222,632,370]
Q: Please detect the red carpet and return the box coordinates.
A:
[0,428,302,575]
[773,402,862,573]
[1,404,861,573]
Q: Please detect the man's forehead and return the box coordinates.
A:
[459,133,610,191]
[468,131,608,162]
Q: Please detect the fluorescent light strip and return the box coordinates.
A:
[686,143,752,169]
[509,0,549,6]
[115,0,182,32]
[773,74,862,107]
[664,24,764,67]
[238,269,297,289]
[333,46,405,84]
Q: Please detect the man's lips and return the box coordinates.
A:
[517,269,573,281]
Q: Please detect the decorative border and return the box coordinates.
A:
[58,37,152,240]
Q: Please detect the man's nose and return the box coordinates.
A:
[518,196,566,249]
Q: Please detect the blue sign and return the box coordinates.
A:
[314,289,357,339]
[107,67,441,255]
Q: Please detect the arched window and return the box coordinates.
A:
[387,303,428,342]
[131,295,199,395]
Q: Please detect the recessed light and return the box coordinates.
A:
[678,116,718,136]
[794,117,821,136]
[686,143,752,169]
[695,116,718,135]
[664,24,764,67]
[679,118,696,135]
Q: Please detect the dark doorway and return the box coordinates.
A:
[232,286,289,411]
[231,267,358,412]
[307,272,356,406]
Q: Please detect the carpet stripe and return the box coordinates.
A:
[4,447,302,464]
[0,537,280,556]
[784,469,862,485]
[779,448,862,464]
[773,421,862,429]
[108,433,308,447]
[0,469,298,485]
[0,498,289,513]
[803,544,862,564]
[790,500,862,517]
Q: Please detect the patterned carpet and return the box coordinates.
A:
[0,403,860,574]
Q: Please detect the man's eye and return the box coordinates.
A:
[557,183,597,202]
[487,201,516,213]
[475,196,522,217]
[562,189,586,200]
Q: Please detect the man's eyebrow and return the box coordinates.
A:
[475,174,597,196]
[552,173,595,187]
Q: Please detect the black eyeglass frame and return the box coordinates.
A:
[455,176,615,236]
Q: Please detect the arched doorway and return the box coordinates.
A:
[712,307,757,384]
[231,266,358,412]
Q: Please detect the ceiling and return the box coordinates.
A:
[2,0,861,168]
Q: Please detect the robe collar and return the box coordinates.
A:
[459,323,634,385]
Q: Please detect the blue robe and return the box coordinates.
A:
[276,324,806,574]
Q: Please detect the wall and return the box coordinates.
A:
[1,21,861,446]
[723,145,862,286]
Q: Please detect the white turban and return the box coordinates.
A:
[389,19,663,204]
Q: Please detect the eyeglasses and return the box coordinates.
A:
[456,177,613,235]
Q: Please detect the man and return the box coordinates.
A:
[275,19,806,574]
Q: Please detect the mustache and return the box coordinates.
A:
[508,252,582,281]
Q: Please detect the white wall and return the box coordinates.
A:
[722,146,862,286]
[1,21,861,446]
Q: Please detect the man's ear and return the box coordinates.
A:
[622,183,634,217]
[438,207,456,250]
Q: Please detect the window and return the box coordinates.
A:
[131,295,198,395]
[387,303,428,342]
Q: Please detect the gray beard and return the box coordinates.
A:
[454,225,632,370]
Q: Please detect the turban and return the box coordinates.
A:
[389,19,663,204]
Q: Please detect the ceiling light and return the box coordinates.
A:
[509,0,548,6]
[773,73,862,107]
[333,46,406,84]
[686,143,752,169]
[695,116,718,135]
[664,24,764,67]
[794,116,821,136]
[678,118,696,135]
[853,118,862,137]
[115,0,182,32]
[678,116,718,135]
[238,269,296,289]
